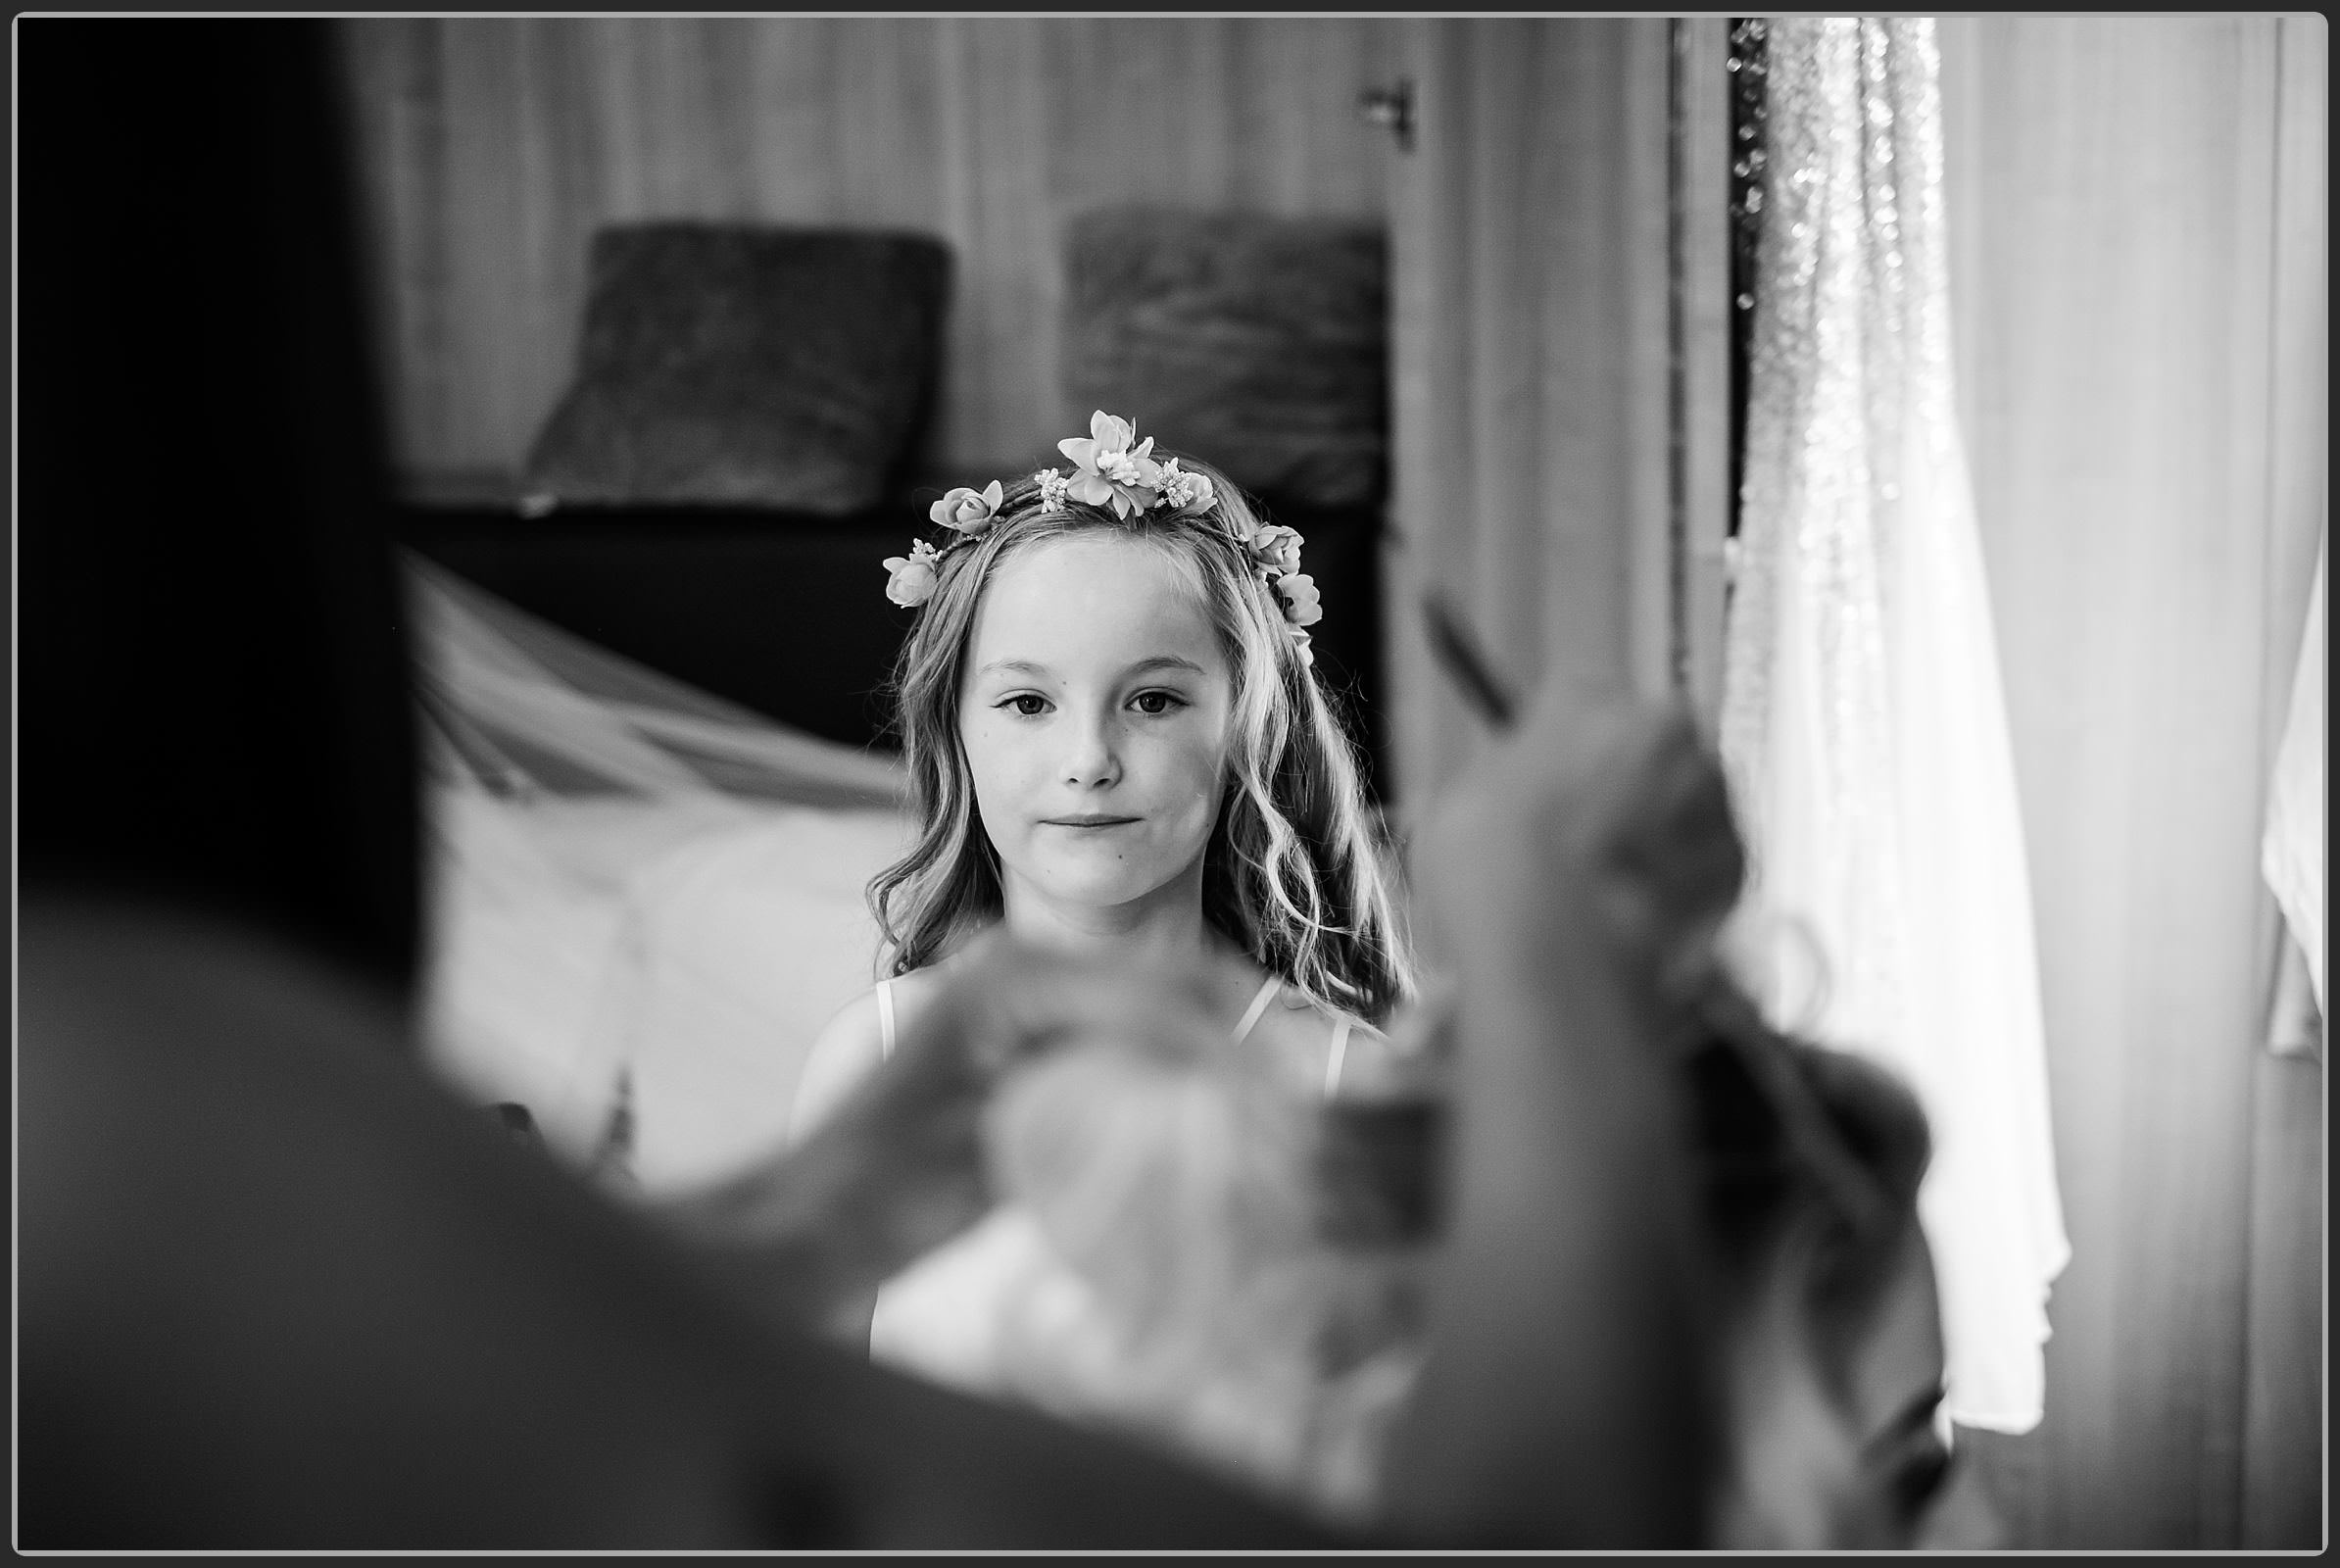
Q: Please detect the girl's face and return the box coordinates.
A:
[958,533,1236,923]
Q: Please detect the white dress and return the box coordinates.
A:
[1718,19,2069,1434]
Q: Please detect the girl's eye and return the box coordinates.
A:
[1002,694,1050,717]
[1131,690,1187,715]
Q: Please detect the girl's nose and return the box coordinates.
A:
[1063,713,1121,788]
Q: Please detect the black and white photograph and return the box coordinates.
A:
[16,11,2326,1551]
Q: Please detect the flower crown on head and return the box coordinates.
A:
[881,411,1324,665]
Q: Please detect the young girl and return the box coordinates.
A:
[787,412,1420,1413]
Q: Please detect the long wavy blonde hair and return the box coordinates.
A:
[868,458,1415,1023]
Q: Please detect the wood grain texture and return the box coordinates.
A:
[2240,17,2327,1552]
[1675,19,1734,730]
[1382,19,1682,814]
[333,18,1399,487]
[1937,15,2324,1548]
[2242,1048,2324,1548]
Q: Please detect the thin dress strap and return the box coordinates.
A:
[1230,976,1282,1045]
[875,977,897,1060]
[1323,1014,1353,1099]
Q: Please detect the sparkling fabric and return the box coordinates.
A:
[1719,18,2070,1434]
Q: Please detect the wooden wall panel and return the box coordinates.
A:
[333,18,1399,491]
[1382,19,1680,813]
[1675,20,1735,728]
[931,18,1060,472]
[2240,17,2326,1551]
[1937,16,2323,1547]
[2242,1048,2325,1547]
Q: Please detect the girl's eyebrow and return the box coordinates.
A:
[1122,656,1206,678]
[973,656,1205,680]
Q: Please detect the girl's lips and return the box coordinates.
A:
[1041,815,1141,827]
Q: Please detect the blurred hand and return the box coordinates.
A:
[1383,683,1746,1547]
[1411,683,1745,1013]
[810,936,1231,1263]
[19,902,1341,1549]
[655,934,1231,1329]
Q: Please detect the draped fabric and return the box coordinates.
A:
[2262,522,2325,1046]
[1718,17,2069,1434]
[409,553,905,809]
[407,555,909,1189]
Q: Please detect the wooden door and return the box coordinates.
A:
[1377,17,1732,819]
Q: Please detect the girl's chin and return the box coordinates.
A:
[1030,871,1180,908]
[1014,856,1196,910]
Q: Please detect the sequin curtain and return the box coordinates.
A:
[1718,17,2069,1436]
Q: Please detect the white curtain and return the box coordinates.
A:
[1718,17,2069,1434]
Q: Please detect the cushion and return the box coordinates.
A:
[526,223,950,514]
[1061,209,1389,509]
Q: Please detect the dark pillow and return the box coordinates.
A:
[526,224,950,514]
[1061,208,1388,509]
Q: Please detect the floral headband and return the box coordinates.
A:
[882,411,1323,666]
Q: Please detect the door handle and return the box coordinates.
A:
[1358,79,1415,154]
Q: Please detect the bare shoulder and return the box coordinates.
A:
[789,968,952,1141]
[1240,983,1396,1097]
[790,991,885,1143]
[880,965,953,1031]
[1326,1013,1417,1098]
